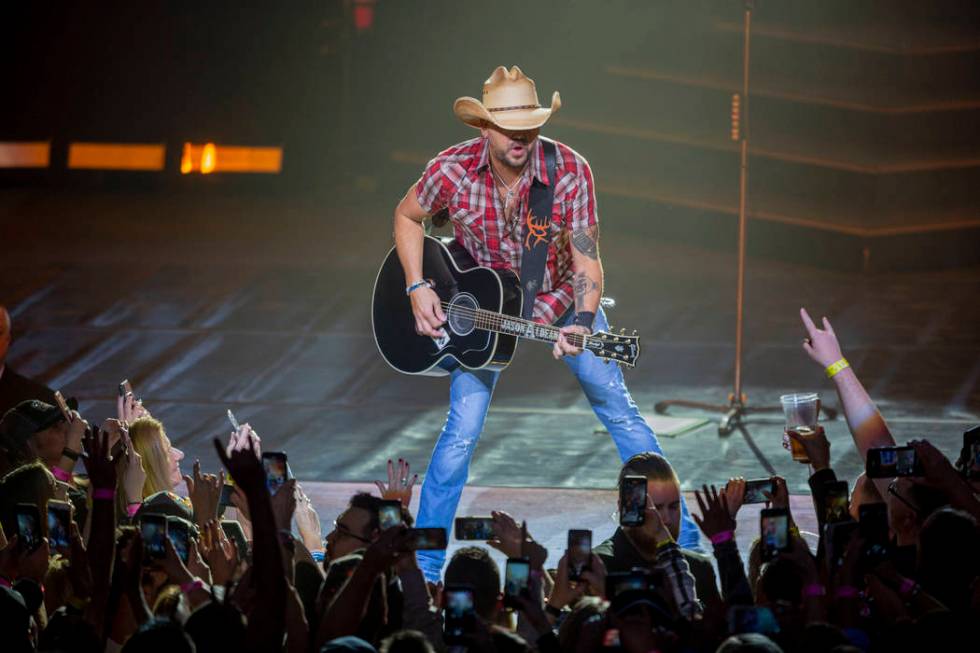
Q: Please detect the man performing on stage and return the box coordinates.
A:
[392,65,698,580]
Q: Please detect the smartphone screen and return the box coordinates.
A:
[567,529,592,581]
[443,586,476,643]
[963,426,980,480]
[822,480,850,524]
[221,519,249,560]
[262,452,288,494]
[825,520,859,569]
[727,606,780,635]
[378,500,403,531]
[619,475,647,527]
[399,527,447,551]
[140,515,168,560]
[15,504,42,552]
[605,570,653,599]
[858,503,888,540]
[119,379,134,397]
[227,409,240,431]
[167,518,191,563]
[759,508,789,561]
[866,446,922,478]
[47,500,72,549]
[743,478,774,505]
[219,482,235,508]
[454,516,495,540]
[504,558,530,608]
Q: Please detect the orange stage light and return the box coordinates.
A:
[0,142,51,168]
[68,142,165,170]
[180,142,282,174]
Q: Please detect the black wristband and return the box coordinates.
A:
[573,311,595,329]
[61,447,80,462]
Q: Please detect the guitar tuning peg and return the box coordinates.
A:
[620,328,626,335]
[632,330,637,335]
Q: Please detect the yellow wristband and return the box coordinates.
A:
[825,358,850,378]
[655,537,674,550]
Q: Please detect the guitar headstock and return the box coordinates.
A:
[585,328,640,368]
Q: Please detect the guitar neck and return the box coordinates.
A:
[472,308,595,350]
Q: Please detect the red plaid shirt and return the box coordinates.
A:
[415,136,598,325]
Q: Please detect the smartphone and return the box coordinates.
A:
[743,479,775,505]
[378,500,403,531]
[167,517,191,563]
[504,557,531,608]
[454,516,495,541]
[53,390,72,423]
[759,508,790,562]
[443,585,476,644]
[119,379,133,397]
[604,569,659,599]
[866,445,923,478]
[227,409,240,431]
[567,529,592,581]
[15,504,42,552]
[822,480,850,525]
[727,605,780,635]
[619,475,647,527]
[858,503,890,569]
[47,500,73,549]
[219,482,236,508]
[221,519,250,560]
[140,514,168,560]
[825,520,859,569]
[398,527,447,551]
[262,452,288,494]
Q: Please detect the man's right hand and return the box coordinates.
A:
[800,307,844,369]
[410,287,446,338]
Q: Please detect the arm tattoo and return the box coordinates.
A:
[573,271,600,310]
[571,225,599,260]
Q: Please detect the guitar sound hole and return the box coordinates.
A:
[447,293,479,336]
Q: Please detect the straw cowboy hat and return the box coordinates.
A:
[454,65,561,131]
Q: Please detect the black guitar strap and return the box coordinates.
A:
[519,138,557,320]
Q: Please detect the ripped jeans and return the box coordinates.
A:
[415,307,700,581]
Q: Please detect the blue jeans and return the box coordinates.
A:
[415,307,700,581]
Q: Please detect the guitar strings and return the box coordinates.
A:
[436,301,590,347]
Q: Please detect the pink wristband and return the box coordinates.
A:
[803,583,826,597]
[93,488,115,500]
[126,503,141,517]
[52,467,72,482]
[710,530,734,545]
[835,585,859,599]
[180,579,205,594]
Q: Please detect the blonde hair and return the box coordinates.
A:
[129,416,174,497]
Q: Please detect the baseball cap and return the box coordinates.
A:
[0,400,66,447]
[134,491,194,522]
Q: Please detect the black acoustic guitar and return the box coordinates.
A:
[372,235,640,376]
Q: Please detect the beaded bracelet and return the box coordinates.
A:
[52,467,72,482]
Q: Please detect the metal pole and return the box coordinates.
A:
[733,4,751,405]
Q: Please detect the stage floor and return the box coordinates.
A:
[2,187,978,501]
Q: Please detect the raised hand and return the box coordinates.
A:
[548,552,586,610]
[293,485,324,553]
[202,520,240,586]
[800,308,844,369]
[184,460,224,528]
[374,458,418,508]
[270,478,298,530]
[763,476,790,511]
[118,392,149,426]
[785,425,832,471]
[226,424,262,459]
[721,477,746,519]
[487,510,523,559]
[66,522,93,600]
[186,539,213,585]
[908,439,958,488]
[213,435,265,493]
[83,423,117,490]
[693,484,736,539]
[120,429,147,504]
[65,410,89,457]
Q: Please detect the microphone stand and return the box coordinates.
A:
[654,2,836,435]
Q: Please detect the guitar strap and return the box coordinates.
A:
[519,138,557,320]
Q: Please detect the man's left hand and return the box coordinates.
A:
[553,325,589,359]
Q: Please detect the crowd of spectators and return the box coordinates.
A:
[0,304,977,652]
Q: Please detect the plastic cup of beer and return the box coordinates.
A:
[780,393,820,464]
